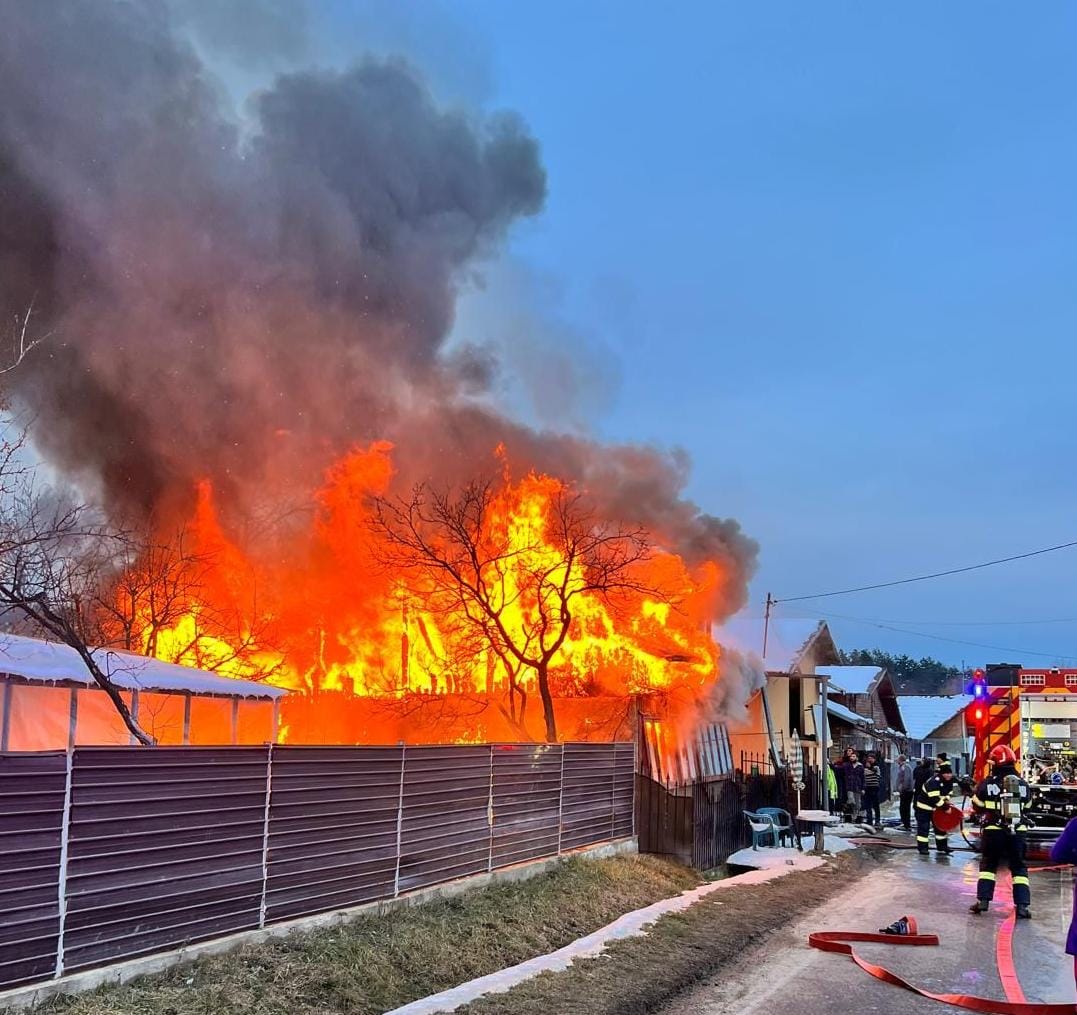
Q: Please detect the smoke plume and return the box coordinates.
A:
[0,0,757,620]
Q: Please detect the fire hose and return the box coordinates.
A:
[817,804,1074,1012]
[809,913,1074,1014]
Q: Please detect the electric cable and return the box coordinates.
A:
[812,611,1077,663]
[775,539,1077,604]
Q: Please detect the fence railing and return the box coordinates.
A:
[0,741,635,993]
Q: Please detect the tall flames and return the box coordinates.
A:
[106,442,723,743]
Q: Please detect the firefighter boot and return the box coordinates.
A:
[969,900,989,914]
[1016,906,1031,919]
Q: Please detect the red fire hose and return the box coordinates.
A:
[809,912,1073,1014]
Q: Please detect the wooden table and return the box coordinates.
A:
[796,809,840,854]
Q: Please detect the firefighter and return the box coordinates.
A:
[969,745,1032,918]
[915,759,956,855]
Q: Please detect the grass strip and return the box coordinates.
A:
[35,854,701,1015]
[459,849,884,1015]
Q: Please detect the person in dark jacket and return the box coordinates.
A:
[1049,813,1077,991]
[862,753,883,828]
[913,756,934,795]
[840,748,864,822]
[915,760,955,855]
[894,754,915,831]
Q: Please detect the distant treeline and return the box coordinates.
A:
[839,648,962,695]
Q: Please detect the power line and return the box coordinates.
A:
[815,610,1077,663]
[775,539,1077,604]
[811,609,1077,628]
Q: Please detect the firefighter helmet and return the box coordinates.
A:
[988,745,1017,765]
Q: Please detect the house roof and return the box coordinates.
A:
[0,633,287,700]
[896,695,965,740]
[827,700,872,726]
[816,665,885,694]
[715,618,831,674]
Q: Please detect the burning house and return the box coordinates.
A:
[0,3,758,748]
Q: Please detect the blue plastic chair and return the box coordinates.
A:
[757,807,796,847]
[744,810,779,849]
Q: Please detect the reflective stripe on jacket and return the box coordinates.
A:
[915,774,953,812]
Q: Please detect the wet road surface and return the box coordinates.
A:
[657,847,1076,1014]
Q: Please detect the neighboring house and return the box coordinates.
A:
[716,618,841,773]
[816,665,909,761]
[896,695,970,774]
[825,698,878,755]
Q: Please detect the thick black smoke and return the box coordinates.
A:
[0,0,757,617]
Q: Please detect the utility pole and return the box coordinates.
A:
[763,592,774,658]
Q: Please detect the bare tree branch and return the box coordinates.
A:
[370,476,660,743]
[0,299,50,376]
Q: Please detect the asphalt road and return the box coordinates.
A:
[657,846,1076,1015]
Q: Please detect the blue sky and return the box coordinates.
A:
[314,2,1077,666]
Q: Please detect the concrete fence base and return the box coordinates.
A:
[0,837,637,1013]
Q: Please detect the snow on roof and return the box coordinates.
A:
[896,695,964,740]
[715,617,826,674]
[0,633,287,700]
[816,665,885,694]
[826,700,872,726]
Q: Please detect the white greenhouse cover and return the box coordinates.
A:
[0,632,285,700]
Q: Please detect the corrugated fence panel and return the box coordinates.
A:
[398,745,491,893]
[490,744,561,868]
[62,746,268,973]
[612,742,635,839]
[265,746,402,924]
[560,742,620,850]
[0,740,636,991]
[0,752,65,989]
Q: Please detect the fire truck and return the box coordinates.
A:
[965,664,1077,856]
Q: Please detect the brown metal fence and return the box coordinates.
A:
[0,752,66,991]
[0,742,634,993]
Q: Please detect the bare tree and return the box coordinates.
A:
[370,479,657,742]
[90,522,285,684]
[0,480,156,745]
[0,308,158,743]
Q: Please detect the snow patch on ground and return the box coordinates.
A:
[385,859,829,1015]
[727,836,855,870]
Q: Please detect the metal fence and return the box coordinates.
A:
[0,741,634,992]
[636,760,825,870]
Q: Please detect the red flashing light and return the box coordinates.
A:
[965,700,987,728]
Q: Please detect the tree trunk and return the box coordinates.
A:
[68,641,156,746]
[536,660,557,743]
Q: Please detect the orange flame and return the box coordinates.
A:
[109,443,723,743]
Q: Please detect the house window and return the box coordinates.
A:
[921,742,934,759]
